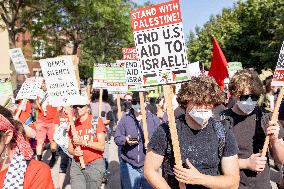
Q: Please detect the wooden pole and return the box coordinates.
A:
[139,92,149,145]
[14,98,27,120]
[261,86,284,157]
[163,85,185,189]
[117,95,122,120]
[99,88,103,118]
[66,107,86,169]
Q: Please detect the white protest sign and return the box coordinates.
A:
[228,62,243,78]
[272,42,284,86]
[131,1,189,86]
[16,77,43,100]
[39,56,80,106]
[116,60,143,85]
[188,61,201,77]
[9,48,30,74]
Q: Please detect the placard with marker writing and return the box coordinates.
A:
[9,48,30,74]
[39,57,80,106]
[131,1,189,86]
[272,41,284,86]
[16,77,43,100]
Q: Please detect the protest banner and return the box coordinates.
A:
[122,48,137,60]
[131,2,187,188]
[39,56,81,107]
[9,48,30,74]
[0,79,13,106]
[93,65,128,93]
[131,1,189,86]
[262,41,284,157]
[228,62,242,78]
[16,77,43,100]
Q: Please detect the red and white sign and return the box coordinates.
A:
[122,48,137,60]
[131,1,189,86]
[272,42,284,86]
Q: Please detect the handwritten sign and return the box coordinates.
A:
[39,57,80,106]
[272,42,284,86]
[131,1,189,86]
[9,48,30,74]
[0,79,13,97]
[228,62,243,78]
[16,77,43,100]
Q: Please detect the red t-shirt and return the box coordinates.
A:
[17,100,32,124]
[37,99,57,123]
[0,160,54,189]
[72,115,106,163]
[54,111,70,129]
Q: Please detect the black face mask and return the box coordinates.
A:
[124,101,132,110]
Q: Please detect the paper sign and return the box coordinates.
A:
[16,77,43,100]
[93,65,128,93]
[188,62,201,77]
[9,48,30,74]
[39,57,80,106]
[272,42,284,86]
[228,62,242,78]
[0,79,13,97]
[131,1,189,86]
[122,48,137,60]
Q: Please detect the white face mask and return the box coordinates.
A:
[237,97,257,114]
[132,104,141,113]
[188,109,213,127]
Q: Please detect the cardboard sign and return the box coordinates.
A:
[16,77,43,100]
[93,65,128,93]
[272,42,284,86]
[228,62,242,78]
[131,1,189,86]
[39,57,80,106]
[122,48,137,60]
[9,48,30,74]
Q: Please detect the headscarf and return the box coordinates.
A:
[0,114,33,160]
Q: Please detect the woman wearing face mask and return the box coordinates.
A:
[114,92,161,189]
[144,76,240,189]
[0,106,54,189]
[221,69,284,189]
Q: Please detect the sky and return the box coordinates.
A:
[135,0,237,35]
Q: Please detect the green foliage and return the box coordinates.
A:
[187,0,284,72]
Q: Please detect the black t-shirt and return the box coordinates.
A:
[148,117,238,189]
[221,108,272,189]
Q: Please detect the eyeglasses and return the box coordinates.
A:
[239,94,259,101]
[73,105,86,109]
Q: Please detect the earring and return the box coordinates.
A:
[1,147,8,160]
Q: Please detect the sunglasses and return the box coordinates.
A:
[73,105,86,109]
[239,94,259,101]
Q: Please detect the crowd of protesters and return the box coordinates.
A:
[0,68,284,189]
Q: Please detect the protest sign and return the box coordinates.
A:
[131,1,189,86]
[9,48,30,74]
[122,48,137,60]
[16,77,43,100]
[0,79,13,106]
[117,60,143,85]
[188,61,201,77]
[272,42,284,86]
[39,57,80,107]
[262,41,284,157]
[228,62,242,78]
[93,65,128,93]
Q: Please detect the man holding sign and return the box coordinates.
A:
[145,76,240,189]
[221,69,284,189]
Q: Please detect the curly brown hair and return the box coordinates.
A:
[176,75,225,108]
[229,69,264,97]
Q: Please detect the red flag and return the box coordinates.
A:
[208,36,228,91]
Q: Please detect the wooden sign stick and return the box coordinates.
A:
[261,86,284,157]
[117,95,122,121]
[163,85,185,189]
[14,98,27,120]
[139,92,149,145]
[99,88,103,118]
[66,107,86,169]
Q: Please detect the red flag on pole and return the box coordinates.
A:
[208,36,228,91]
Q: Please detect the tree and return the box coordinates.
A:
[187,0,284,72]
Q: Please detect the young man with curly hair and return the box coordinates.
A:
[221,69,284,189]
[144,75,240,189]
